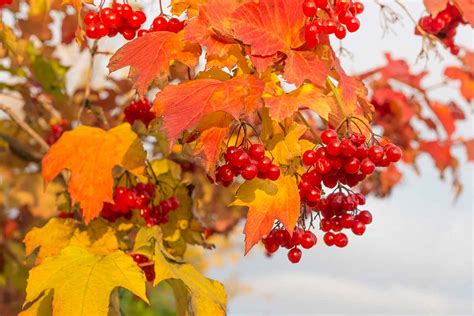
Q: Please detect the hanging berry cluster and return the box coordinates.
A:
[123,98,156,127]
[0,0,13,8]
[101,183,180,225]
[416,3,466,55]
[303,0,364,48]
[262,121,402,263]
[46,119,69,145]
[137,16,185,37]
[216,143,281,186]
[131,254,155,282]
[84,3,146,40]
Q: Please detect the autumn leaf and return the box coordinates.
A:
[152,75,264,145]
[268,123,309,165]
[231,0,305,56]
[284,50,328,87]
[419,140,454,172]
[444,66,474,102]
[42,124,145,223]
[184,0,238,57]
[108,31,201,97]
[464,139,474,161]
[453,0,474,27]
[231,175,300,253]
[423,0,448,16]
[263,80,332,121]
[431,102,455,137]
[61,0,93,15]
[133,227,227,315]
[194,127,229,175]
[23,246,148,316]
[170,0,206,17]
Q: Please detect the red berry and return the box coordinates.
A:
[132,253,149,264]
[331,218,343,232]
[360,158,375,175]
[167,18,184,33]
[327,139,342,156]
[351,221,366,235]
[135,11,147,24]
[303,0,317,17]
[315,157,332,174]
[143,265,155,281]
[305,23,319,48]
[103,11,121,29]
[335,24,346,39]
[344,157,360,174]
[230,150,250,168]
[242,164,258,180]
[218,165,234,182]
[368,145,384,162]
[346,17,360,32]
[121,28,136,40]
[354,2,364,14]
[257,157,272,173]
[302,150,317,165]
[320,218,332,232]
[121,4,133,19]
[335,0,350,12]
[249,144,265,160]
[323,232,335,246]
[152,16,168,31]
[357,210,373,225]
[341,139,357,157]
[264,238,279,253]
[127,12,143,29]
[334,233,348,247]
[287,247,302,263]
[385,145,402,162]
[266,165,281,181]
[85,23,99,39]
[315,0,328,8]
[301,231,317,249]
[84,12,99,25]
[305,188,321,204]
[341,214,355,229]
[321,129,338,145]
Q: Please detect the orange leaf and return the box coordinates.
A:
[454,0,474,27]
[419,140,454,171]
[249,54,275,72]
[431,102,455,137]
[444,66,474,102]
[423,0,448,16]
[62,0,93,14]
[152,75,264,144]
[194,126,229,175]
[108,32,201,97]
[464,139,474,161]
[284,50,328,87]
[42,124,145,223]
[231,0,305,56]
[231,176,300,254]
[184,0,238,57]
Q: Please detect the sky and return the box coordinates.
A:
[201,1,473,315]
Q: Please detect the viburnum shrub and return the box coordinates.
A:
[0,0,472,315]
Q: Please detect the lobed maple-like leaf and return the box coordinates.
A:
[263,82,332,121]
[444,66,474,102]
[194,127,229,175]
[23,246,148,316]
[231,0,305,56]
[231,176,300,254]
[108,31,201,97]
[284,50,328,87]
[419,140,454,171]
[152,75,264,145]
[42,124,145,223]
[184,0,238,57]
[134,227,227,315]
[268,123,313,165]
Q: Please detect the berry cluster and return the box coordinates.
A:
[131,254,155,281]
[300,129,402,192]
[101,183,179,225]
[46,119,69,145]
[84,4,146,40]
[215,144,280,186]
[137,16,185,37]
[0,0,13,7]
[318,192,372,246]
[123,98,156,127]
[263,227,317,263]
[416,3,466,55]
[303,0,364,47]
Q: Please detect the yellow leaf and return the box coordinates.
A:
[69,219,120,255]
[61,0,93,14]
[150,159,182,180]
[23,246,148,316]
[19,290,53,316]
[0,22,28,65]
[231,175,300,254]
[170,0,205,17]
[269,123,308,165]
[24,218,76,261]
[42,123,145,223]
[134,227,227,315]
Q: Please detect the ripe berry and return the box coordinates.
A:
[218,165,234,182]
[242,164,258,180]
[346,17,360,32]
[305,23,320,48]
[84,12,99,25]
[301,231,317,249]
[287,247,302,263]
[167,18,184,33]
[303,1,318,18]
[335,25,347,39]
[264,238,279,253]
[152,16,168,31]
[323,232,335,246]
[320,218,332,232]
[143,265,155,282]
[85,24,99,39]
[357,210,373,224]
[354,2,364,14]
[327,139,342,156]
[249,144,265,160]
[341,214,355,229]
[368,145,384,162]
[132,253,149,264]
[230,150,250,168]
[302,150,317,165]
[334,233,348,247]
[351,221,366,235]
[344,157,360,174]
[385,145,402,162]
[360,158,375,175]
[315,157,332,174]
[266,165,281,181]
[121,28,136,40]
[257,157,272,173]
[321,129,338,145]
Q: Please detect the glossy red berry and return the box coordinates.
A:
[218,165,234,182]
[242,164,258,180]
[360,158,375,175]
[257,157,272,173]
[335,24,347,39]
[230,150,250,168]
[351,221,366,235]
[249,144,265,160]
[323,232,335,246]
[301,231,317,249]
[368,145,384,162]
[266,165,281,181]
[167,18,184,33]
[357,210,373,225]
[152,16,168,31]
[386,145,402,162]
[84,12,99,25]
[305,23,319,48]
[303,0,318,17]
[302,150,317,165]
[334,233,348,247]
[287,247,302,263]
[315,157,332,174]
[321,129,338,145]
[327,139,342,156]
[346,17,360,32]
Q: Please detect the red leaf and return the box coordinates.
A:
[284,50,328,87]
[423,0,448,16]
[464,139,474,161]
[194,127,229,175]
[108,32,201,97]
[152,75,264,144]
[445,66,474,102]
[454,0,474,27]
[431,102,455,137]
[231,0,305,56]
[419,140,454,171]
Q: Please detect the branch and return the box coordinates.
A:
[0,103,50,152]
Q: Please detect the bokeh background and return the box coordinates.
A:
[200,1,473,315]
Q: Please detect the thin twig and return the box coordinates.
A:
[0,103,49,152]
[77,40,98,124]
